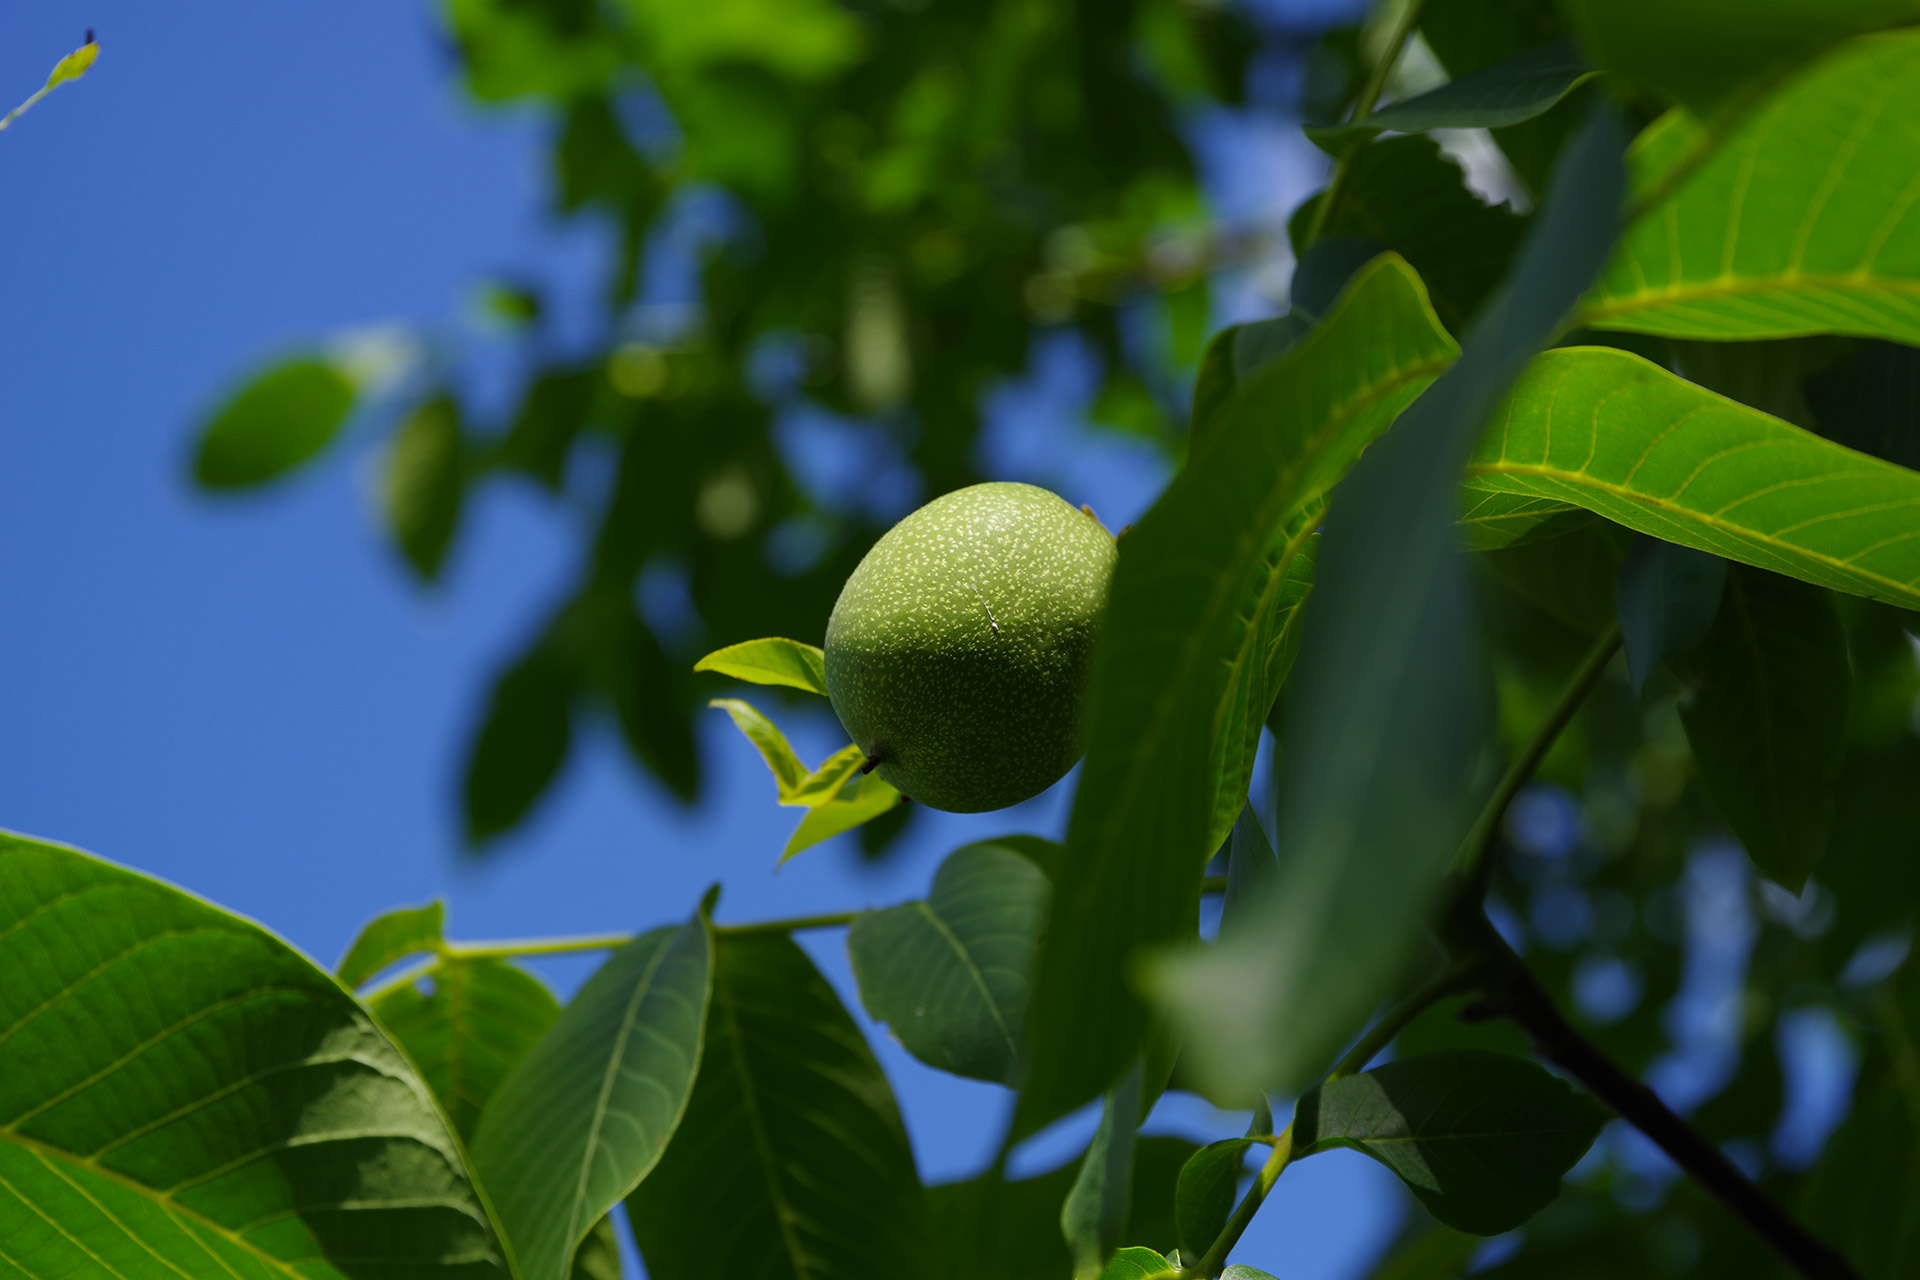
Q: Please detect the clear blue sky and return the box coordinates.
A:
[0,4,1405,1274]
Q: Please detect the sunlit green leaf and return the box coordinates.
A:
[1156,109,1626,1102]
[336,898,444,988]
[1580,30,1920,342]
[625,932,926,1279]
[1293,1051,1611,1235]
[693,636,830,694]
[783,768,903,859]
[1615,536,1728,694]
[192,357,355,490]
[848,840,1048,1084]
[472,915,712,1280]
[1020,254,1459,1130]
[1462,346,1920,609]
[711,697,812,795]
[0,830,507,1277]
[708,700,906,857]
[1310,41,1593,146]
[386,395,466,583]
[1679,566,1851,889]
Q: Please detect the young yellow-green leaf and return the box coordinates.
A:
[370,957,561,1142]
[1097,1247,1179,1280]
[709,701,906,857]
[1579,30,1920,343]
[782,766,903,859]
[848,840,1048,1084]
[1679,566,1852,889]
[1293,1051,1611,1235]
[471,916,713,1280]
[1309,40,1594,146]
[626,932,926,1279]
[0,830,507,1277]
[192,356,357,489]
[386,394,467,583]
[337,898,445,988]
[1463,346,1920,610]
[1019,253,1459,1132]
[693,636,829,695]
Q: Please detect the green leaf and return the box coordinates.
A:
[848,839,1049,1084]
[1478,509,1633,635]
[1579,30,1920,343]
[1096,1247,1178,1280]
[471,916,714,1280]
[783,768,904,859]
[1805,339,1920,470]
[465,647,574,844]
[386,395,467,583]
[1219,804,1278,944]
[625,932,927,1279]
[1221,1269,1280,1280]
[693,636,830,694]
[1173,1137,1260,1261]
[1064,1064,1144,1278]
[369,957,561,1143]
[1419,0,1580,196]
[1309,41,1594,144]
[1615,536,1728,694]
[0,830,506,1276]
[1154,107,1626,1103]
[1678,566,1852,888]
[1290,137,1526,331]
[708,700,906,858]
[1020,254,1459,1130]
[571,1216,623,1280]
[617,0,865,83]
[711,697,812,795]
[192,357,356,490]
[1292,1051,1611,1235]
[336,898,445,988]
[1462,345,1920,610]
[1561,0,1919,117]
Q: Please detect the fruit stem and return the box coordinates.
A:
[860,754,882,775]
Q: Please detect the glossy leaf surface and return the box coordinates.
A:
[626,932,925,1279]
[1021,255,1458,1129]
[472,918,712,1280]
[1293,1051,1611,1235]
[848,840,1049,1084]
[1580,30,1920,342]
[1463,346,1920,609]
[192,357,356,489]
[0,831,506,1278]
[693,637,829,695]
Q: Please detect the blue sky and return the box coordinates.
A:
[0,4,1406,1275]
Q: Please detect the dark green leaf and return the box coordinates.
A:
[1020,255,1458,1131]
[848,839,1049,1084]
[1615,536,1728,694]
[1478,509,1632,635]
[1667,336,1854,429]
[1063,1063,1145,1277]
[1293,1051,1611,1235]
[1310,41,1593,145]
[1678,566,1851,889]
[1220,803,1278,944]
[1290,136,1526,331]
[1805,339,1920,470]
[1156,108,1626,1102]
[693,636,829,694]
[1799,1082,1920,1279]
[192,357,355,490]
[626,932,926,1279]
[386,395,466,582]
[1580,30,1920,342]
[464,646,574,844]
[1462,346,1920,609]
[1420,0,1577,196]
[472,917,712,1280]
[1174,1137,1259,1261]
[336,898,444,988]
[0,830,506,1276]
[370,957,560,1143]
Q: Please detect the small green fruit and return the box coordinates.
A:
[824,481,1118,813]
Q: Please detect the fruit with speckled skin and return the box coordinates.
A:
[824,482,1118,812]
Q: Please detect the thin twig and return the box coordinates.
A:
[1299,0,1429,249]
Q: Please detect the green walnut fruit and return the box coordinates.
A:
[824,481,1118,813]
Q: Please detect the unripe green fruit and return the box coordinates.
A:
[824,481,1118,813]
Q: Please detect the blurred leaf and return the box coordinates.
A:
[1020,255,1458,1131]
[694,635,829,694]
[1173,1137,1260,1261]
[449,0,621,101]
[1678,566,1851,889]
[1155,109,1626,1102]
[1360,1222,1482,1280]
[1290,136,1526,331]
[1615,535,1728,694]
[1799,1079,1920,1278]
[1580,30,1920,342]
[1479,510,1632,635]
[465,646,574,844]
[192,357,355,489]
[621,0,863,82]
[626,932,926,1279]
[1561,0,1919,116]
[497,366,601,490]
[1293,1051,1611,1235]
[1667,336,1854,429]
[1310,41,1594,146]
[1805,339,1920,470]
[385,395,466,582]
[1064,1063,1145,1278]
[572,1216,623,1280]
[0,830,506,1275]
[849,840,1048,1084]
[1463,346,1920,609]
[371,957,560,1142]
[337,898,444,988]
[1220,803,1279,944]
[472,916,713,1280]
